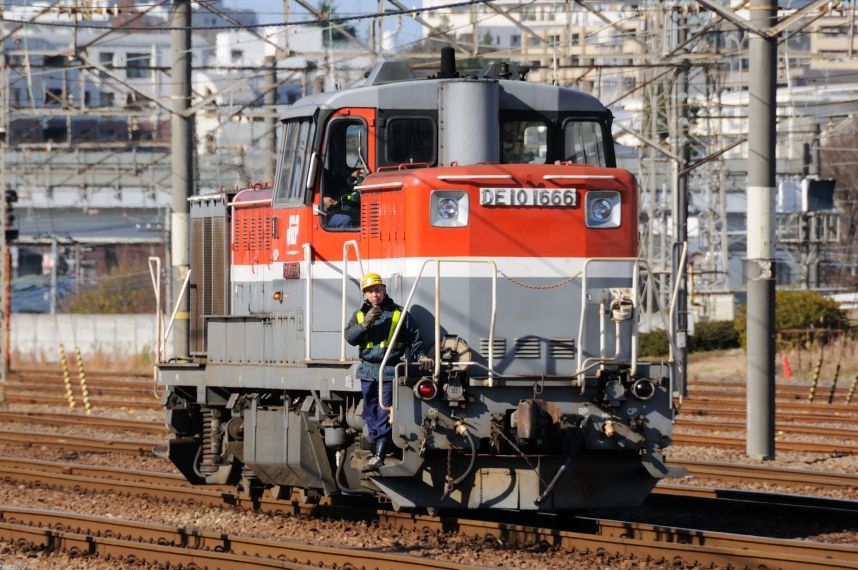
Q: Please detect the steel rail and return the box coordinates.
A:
[0,411,166,435]
[682,397,858,413]
[0,430,158,454]
[676,417,858,439]
[671,432,858,454]
[3,381,152,397]
[0,510,475,570]
[0,394,161,410]
[665,459,858,489]
[8,368,150,380]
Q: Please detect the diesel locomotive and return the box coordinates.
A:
[157,49,683,511]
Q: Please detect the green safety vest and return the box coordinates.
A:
[356,308,403,349]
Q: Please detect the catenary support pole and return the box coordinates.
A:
[264,55,278,183]
[170,0,193,361]
[673,10,690,399]
[746,0,777,460]
[49,237,57,315]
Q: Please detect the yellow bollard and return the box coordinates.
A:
[827,363,841,405]
[73,347,92,415]
[846,375,858,405]
[807,353,822,403]
[58,344,76,409]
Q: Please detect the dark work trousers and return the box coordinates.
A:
[361,377,392,443]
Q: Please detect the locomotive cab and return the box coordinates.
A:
[157,50,683,511]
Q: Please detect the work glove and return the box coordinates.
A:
[363,306,382,327]
[418,355,435,373]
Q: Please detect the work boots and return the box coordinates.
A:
[362,438,390,472]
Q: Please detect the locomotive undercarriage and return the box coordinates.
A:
[161,359,679,511]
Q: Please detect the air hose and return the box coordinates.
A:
[442,421,477,499]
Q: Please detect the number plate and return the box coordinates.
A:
[479,188,577,208]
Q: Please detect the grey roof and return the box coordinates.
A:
[283,77,608,117]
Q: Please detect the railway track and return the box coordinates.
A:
[0,506,474,570]
[0,456,855,569]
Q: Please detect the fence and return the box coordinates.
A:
[11,314,157,363]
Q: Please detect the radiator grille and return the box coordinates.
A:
[514,337,541,359]
[479,338,506,359]
[549,338,576,359]
[190,202,229,355]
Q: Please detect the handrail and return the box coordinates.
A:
[147,257,162,365]
[148,257,163,400]
[436,174,513,182]
[575,258,642,379]
[161,268,192,360]
[378,258,498,435]
[340,240,364,361]
[575,258,679,388]
[668,241,689,362]
[303,243,313,361]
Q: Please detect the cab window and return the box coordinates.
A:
[563,120,607,166]
[320,118,368,231]
[386,117,435,165]
[501,120,548,164]
[273,118,313,206]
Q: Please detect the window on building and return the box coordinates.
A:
[43,124,67,142]
[511,34,521,48]
[126,53,150,79]
[501,121,548,164]
[99,52,114,78]
[563,120,607,167]
[100,92,115,107]
[231,49,243,63]
[386,117,435,165]
[44,88,64,106]
[43,55,67,67]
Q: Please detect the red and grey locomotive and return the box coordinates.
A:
[157,49,682,511]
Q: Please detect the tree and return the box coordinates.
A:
[316,0,358,47]
[66,264,154,314]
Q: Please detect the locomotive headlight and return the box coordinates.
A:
[438,198,458,219]
[631,378,656,401]
[585,191,621,228]
[430,190,469,227]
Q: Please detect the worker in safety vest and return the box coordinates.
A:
[344,273,433,472]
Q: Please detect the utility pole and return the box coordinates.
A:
[746,0,777,460]
[264,55,278,183]
[171,0,193,361]
[0,2,9,392]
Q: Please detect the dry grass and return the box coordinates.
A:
[9,347,153,374]
[690,336,858,387]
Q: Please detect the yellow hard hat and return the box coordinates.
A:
[361,272,384,291]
